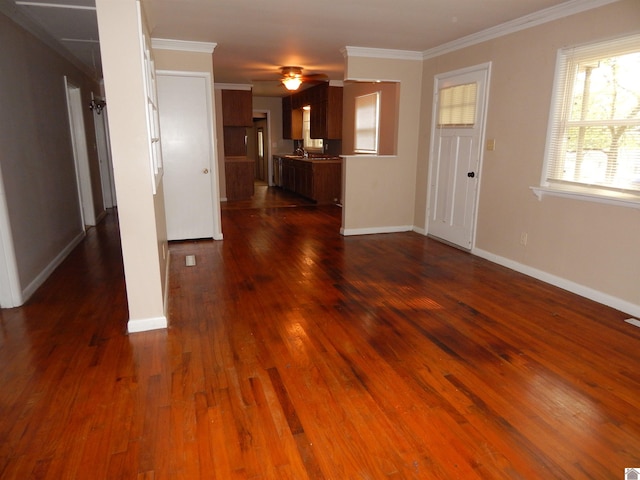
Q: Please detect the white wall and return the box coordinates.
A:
[0,11,103,306]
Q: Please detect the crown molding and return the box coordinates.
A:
[214,83,252,91]
[342,46,422,61]
[423,0,621,60]
[151,38,216,53]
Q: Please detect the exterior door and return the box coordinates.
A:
[158,72,219,241]
[427,64,490,249]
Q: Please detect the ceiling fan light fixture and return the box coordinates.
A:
[281,66,303,91]
[282,77,302,90]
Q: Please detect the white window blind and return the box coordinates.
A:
[438,83,477,127]
[354,92,380,153]
[544,33,640,196]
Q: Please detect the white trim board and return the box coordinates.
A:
[340,225,414,236]
[473,247,640,319]
[21,230,85,305]
[422,0,620,60]
[342,46,422,61]
[152,38,216,53]
[128,315,168,333]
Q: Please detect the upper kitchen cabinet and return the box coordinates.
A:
[221,89,253,126]
[282,83,342,140]
[282,95,303,140]
[311,85,342,140]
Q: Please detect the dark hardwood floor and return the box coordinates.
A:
[1,184,639,479]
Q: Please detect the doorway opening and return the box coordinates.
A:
[65,77,95,227]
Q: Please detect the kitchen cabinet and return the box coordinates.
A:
[225,156,254,200]
[282,83,342,140]
[221,89,252,126]
[282,96,302,139]
[223,127,247,156]
[309,85,342,139]
[222,89,253,199]
[280,156,341,204]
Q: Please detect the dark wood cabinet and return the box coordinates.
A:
[224,156,254,200]
[223,127,247,156]
[282,96,303,139]
[310,86,342,139]
[222,89,253,199]
[221,89,252,126]
[280,157,341,204]
[282,83,342,140]
[282,96,292,139]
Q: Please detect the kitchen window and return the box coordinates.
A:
[302,106,323,151]
[539,33,640,206]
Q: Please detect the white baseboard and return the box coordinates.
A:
[213,233,224,240]
[127,315,168,333]
[21,230,86,305]
[412,226,427,235]
[340,225,414,236]
[473,247,640,318]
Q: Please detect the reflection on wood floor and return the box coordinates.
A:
[221,182,316,210]
[1,187,639,479]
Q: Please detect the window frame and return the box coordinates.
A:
[538,33,640,208]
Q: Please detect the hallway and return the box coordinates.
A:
[1,192,639,478]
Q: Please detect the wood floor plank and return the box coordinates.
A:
[1,187,639,478]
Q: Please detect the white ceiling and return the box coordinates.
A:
[2,0,609,96]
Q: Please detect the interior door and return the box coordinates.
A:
[158,73,216,241]
[427,64,490,249]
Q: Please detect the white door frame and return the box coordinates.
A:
[157,70,223,241]
[64,77,95,227]
[426,62,491,249]
[93,99,117,209]
[0,164,23,307]
[253,109,272,185]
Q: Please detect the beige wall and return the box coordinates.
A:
[341,56,423,234]
[416,0,640,311]
[96,0,167,330]
[342,81,399,155]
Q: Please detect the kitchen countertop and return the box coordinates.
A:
[274,154,342,163]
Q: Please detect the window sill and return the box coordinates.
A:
[531,185,640,209]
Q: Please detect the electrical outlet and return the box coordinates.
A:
[520,232,528,246]
[486,139,496,151]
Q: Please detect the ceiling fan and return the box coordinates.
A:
[250,66,326,91]
[279,66,329,91]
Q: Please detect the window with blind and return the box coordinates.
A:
[354,92,380,153]
[302,106,323,151]
[543,34,640,200]
[438,83,477,127]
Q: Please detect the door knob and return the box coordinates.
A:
[467,171,475,178]
[203,168,209,174]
